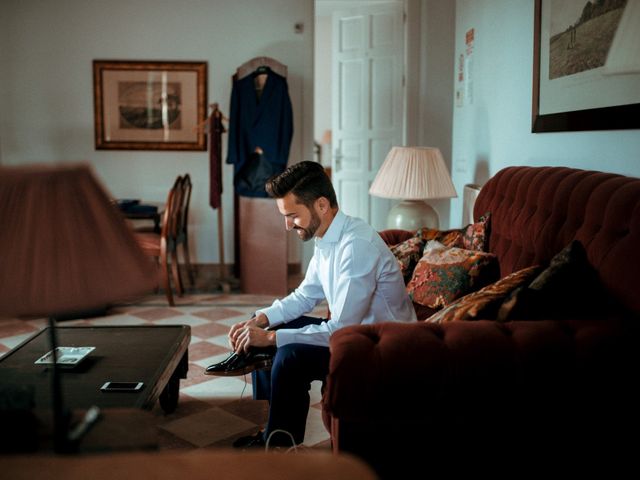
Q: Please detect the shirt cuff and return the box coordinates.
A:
[275,329,297,347]
[256,305,285,328]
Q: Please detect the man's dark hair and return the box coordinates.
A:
[265,161,338,209]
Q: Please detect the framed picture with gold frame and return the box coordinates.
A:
[93,60,207,150]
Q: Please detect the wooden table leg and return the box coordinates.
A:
[158,350,188,414]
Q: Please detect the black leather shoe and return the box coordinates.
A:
[232,430,265,449]
[204,350,274,377]
[204,352,240,376]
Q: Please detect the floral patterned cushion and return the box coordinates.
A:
[389,235,425,284]
[425,265,542,323]
[416,213,491,252]
[407,246,499,309]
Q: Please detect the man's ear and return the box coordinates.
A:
[316,197,329,214]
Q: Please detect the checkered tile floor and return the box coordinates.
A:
[0,294,331,451]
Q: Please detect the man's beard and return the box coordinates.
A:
[294,209,321,241]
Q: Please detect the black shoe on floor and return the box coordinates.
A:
[204,350,274,377]
[204,352,240,376]
[232,430,265,449]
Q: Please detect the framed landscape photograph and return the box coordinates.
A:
[532,0,640,132]
[93,60,207,150]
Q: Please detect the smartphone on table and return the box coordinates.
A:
[100,381,144,392]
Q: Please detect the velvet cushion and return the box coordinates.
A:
[378,229,414,246]
[416,213,490,252]
[389,236,425,284]
[407,246,499,308]
[425,265,541,323]
[497,240,613,321]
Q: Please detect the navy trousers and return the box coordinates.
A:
[252,315,330,445]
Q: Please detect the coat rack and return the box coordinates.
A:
[198,103,235,293]
[230,57,291,296]
[235,56,287,80]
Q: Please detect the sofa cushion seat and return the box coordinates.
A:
[324,316,633,424]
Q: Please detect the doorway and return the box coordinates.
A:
[314,0,406,231]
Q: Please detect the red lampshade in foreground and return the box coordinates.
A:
[0,163,156,452]
[0,163,156,317]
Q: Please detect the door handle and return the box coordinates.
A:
[334,151,343,170]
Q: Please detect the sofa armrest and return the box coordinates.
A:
[324,318,635,426]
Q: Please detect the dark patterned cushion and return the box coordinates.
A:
[497,240,613,321]
[389,235,425,284]
[425,265,542,323]
[416,213,490,252]
[407,246,499,308]
[413,302,439,321]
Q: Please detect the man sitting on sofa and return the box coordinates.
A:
[205,160,416,448]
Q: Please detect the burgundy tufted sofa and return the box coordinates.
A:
[321,166,640,476]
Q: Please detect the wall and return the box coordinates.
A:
[0,0,314,264]
[415,0,455,228]
[450,0,640,228]
[314,11,332,166]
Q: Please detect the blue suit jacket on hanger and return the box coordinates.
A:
[227,70,293,197]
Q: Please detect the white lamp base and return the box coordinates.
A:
[386,200,439,230]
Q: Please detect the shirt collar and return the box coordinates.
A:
[315,210,346,248]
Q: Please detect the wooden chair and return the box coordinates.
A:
[135,176,183,306]
[175,174,194,290]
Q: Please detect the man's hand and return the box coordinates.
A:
[229,313,272,352]
[234,326,276,354]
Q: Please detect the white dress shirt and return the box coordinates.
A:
[257,210,417,347]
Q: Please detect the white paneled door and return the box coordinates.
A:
[331,2,404,230]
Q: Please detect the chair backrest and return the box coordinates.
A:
[159,173,191,247]
[161,176,183,244]
[177,174,192,243]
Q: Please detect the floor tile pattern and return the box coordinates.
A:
[0,294,331,450]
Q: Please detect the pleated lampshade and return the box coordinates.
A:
[369,146,457,200]
[369,146,457,229]
[0,163,156,318]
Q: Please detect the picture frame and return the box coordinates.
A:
[532,0,640,132]
[93,60,207,150]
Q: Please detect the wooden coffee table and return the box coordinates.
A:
[0,325,190,414]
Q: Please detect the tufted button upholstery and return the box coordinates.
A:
[474,166,640,312]
[322,166,640,476]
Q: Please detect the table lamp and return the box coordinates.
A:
[369,146,457,230]
[0,163,156,452]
